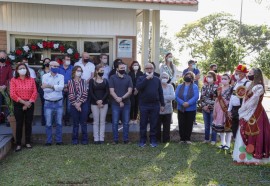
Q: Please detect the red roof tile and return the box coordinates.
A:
[118,0,198,5]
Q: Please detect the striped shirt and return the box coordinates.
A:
[68,79,88,105]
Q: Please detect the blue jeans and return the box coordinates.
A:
[139,103,160,143]
[44,99,63,143]
[111,103,130,142]
[63,91,71,121]
[0,92,9,120]
[71,102,88,144]
[203,110,216,142]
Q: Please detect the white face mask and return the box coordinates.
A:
[65,60,71,66]
[133,66,139,71]
[207,77,213,83]
[167,58,173,62]
[18,68,27,75]
[24,63,29,66]
[161,79,168,84]
[146,72,153,76]
[234,74,240,81]
[75,71,82,77]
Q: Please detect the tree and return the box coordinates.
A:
[207,38,244,74]
[254,48,270,79]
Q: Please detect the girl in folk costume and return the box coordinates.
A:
[212,74,233,150]
[159,53,177,87]
[233,68,270,164]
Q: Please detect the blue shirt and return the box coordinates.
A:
[59,65,73,85]
[182,68,200,86]
[175,83,199,111]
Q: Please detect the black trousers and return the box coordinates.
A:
[178,110,196,141]
[130,94,139,120]
[231,106,241,139]
[156,113,172,143]
[14,102,34,145]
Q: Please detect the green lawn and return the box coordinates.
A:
[1,143,269,185]
[196,112,204,124]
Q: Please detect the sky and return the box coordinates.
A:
[160,0,270,70]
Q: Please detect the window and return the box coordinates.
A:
[84,41,109,53]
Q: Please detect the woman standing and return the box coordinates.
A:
[68,66,89,145]
[10,63,37,152]
[89,64,109,144]
[233,68,270,164]
[212,74,233,150]
[160,53,176,87]
[128,61,143,124]
[156,72,175,143]
[36,58,51,126]
[200,71,218,145]
[175,71,199,144]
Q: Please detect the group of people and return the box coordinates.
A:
[1,50,270,164]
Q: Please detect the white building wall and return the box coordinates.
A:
[0,2,136,36]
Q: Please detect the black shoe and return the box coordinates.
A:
[56,142,64,145]
[94,141,100,145]
[15,146,22,152]
[124,141,131,144]
[45,143,52,146]
[112,141,118,145]
[99,141,104,144]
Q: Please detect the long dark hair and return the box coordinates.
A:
[248,68,265,93]
[165,52,174,75]
[129,61,141,72]
[15,64,30,78]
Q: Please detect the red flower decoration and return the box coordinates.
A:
[48,41,54,49]
[16,49,23,56]
[74,52,80,60]
[59,45,65,52]
[42,41,48,48]
[31,45,37,51]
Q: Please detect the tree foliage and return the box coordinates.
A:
[254,48,270,79]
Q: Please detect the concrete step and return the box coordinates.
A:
[0,135,13,160]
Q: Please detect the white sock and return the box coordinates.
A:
[225,132,232,147]
[220,133,226,146]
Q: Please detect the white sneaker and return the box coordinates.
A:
[202,140,209,144]
[129,120,134,124]
[186,141,192,144]
[211,141,216,145]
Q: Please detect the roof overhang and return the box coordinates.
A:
[0,0,198,11]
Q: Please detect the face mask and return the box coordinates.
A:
[133,66,139,71]
[24,62,29,66]
[18,68,27,76]
[221,79,229,85]
[167,58,173,62]
[51,67,59,74]
[98,72,104,77]
[248,75,254,81]
[101,59,107,64]
[0,58,6,63]
[118,70,125,75]
[146,72,153,76]
[192,64,196,69]
[44,63,50,68]
[184,76,192,83]
[234,74,240,81]
[161,79,168,84]
[65,61,71,66]
[213,70,218,73]
[84,59,89,63]
[207,77,213,83]
[75,71,82,77]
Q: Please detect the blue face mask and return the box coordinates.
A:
[192,64,196,69]
[51,67,59,74]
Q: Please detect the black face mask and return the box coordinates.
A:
[44,63,50,68]
[84,59,89,63]
[213,70,218,73]
[248,75,254,81]
[0,58,6,63]
[118,70,125,75]
[184,77,192,83]
[98,72,104,77]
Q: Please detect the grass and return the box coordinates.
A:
[1,143,270,185]
[196,112,204,124]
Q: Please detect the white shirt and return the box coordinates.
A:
[228,77,251,112]
[42,73,64,101]
[103,65,112,80]
[74,59,95,80]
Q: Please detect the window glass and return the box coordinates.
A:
[15,38,25,49]
[84,41,109,53]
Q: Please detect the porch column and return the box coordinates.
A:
[151,10,160,73]
[141,10,150,69]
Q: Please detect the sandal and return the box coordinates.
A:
[15,146,22,152]
[25,144,32,149]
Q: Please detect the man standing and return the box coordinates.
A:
[182,60,200,86]
[99,53,111,80]
[21,58,36,79]
[74,52,95,83]
[41,61,64,145]
[136,63,165,147]
[59,55,73,126]
[228,64,251,138]
[0,51,13,124]
[109,62,133,144]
